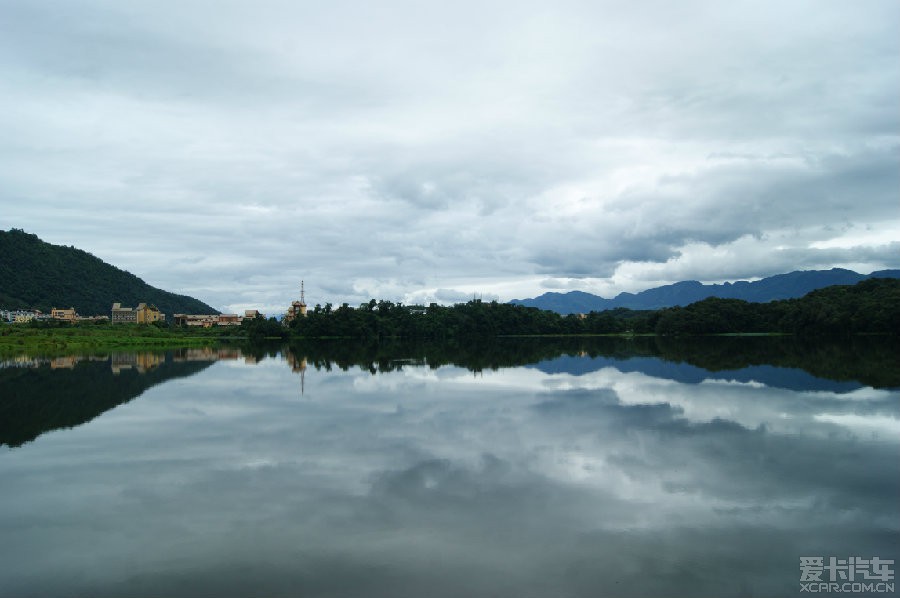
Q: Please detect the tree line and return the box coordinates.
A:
[12,278,897,339]
[275,278,899,339]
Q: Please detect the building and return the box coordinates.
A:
[243,309,264,321]
[51,307,77,322]
[77,315,109,323]
[284,281,308,324]
[2,309,39,323]
[173,314,217,327]
[217,314,241,326]
[111,303,136,324]
[173,314,240,327]
[135,303,164,324]
[112,303,165,324]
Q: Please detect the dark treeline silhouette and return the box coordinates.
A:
[285,279,900,339]
[241,315,289,341]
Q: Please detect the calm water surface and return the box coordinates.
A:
[1,339,898,597]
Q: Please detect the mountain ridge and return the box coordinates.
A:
[510,268,900,314]
[0,228,220,316]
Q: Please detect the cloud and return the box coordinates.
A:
[1,0,898,309]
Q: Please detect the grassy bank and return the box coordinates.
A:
[0,323,242,356]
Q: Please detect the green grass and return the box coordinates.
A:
[0,323,242,356]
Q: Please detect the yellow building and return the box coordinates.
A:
[135,303,164,324]
[112,303,164,324]
[51,307,77,322]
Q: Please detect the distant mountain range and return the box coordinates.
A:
[0,228,219,316]
[510,268,900,314]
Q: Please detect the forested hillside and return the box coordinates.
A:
[0,229,219,316]
[651,277,900,335]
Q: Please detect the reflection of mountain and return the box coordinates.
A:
[532,355,863,393]
[532,336,899,390]
[0,353,215,448]
[287,336,900,390]
[651,335,900,390]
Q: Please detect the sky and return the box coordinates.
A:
[1,0,898,314]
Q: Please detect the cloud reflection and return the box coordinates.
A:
[0,348,897,597]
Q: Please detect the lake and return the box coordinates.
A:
[1,337,898,597]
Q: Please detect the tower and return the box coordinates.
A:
[284,280,308,323]
[298,280,307,317]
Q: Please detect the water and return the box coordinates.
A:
[1,338,898,597]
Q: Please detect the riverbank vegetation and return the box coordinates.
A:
[0,321,228,355]
[2,279,897,353]
[288,278,899,339]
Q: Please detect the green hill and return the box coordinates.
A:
[0,228,219,316]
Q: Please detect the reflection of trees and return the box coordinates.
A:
[287,337,630,374]
[0,353,215,448]
[284,336,900,389]
[6,337,893,449]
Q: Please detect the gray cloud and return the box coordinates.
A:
[1,0,898,310]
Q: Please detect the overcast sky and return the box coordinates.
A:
[2,0,898,314]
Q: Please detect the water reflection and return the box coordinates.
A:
[0,347,255,447]
[284,335,900,389]
[0,338,897,597]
